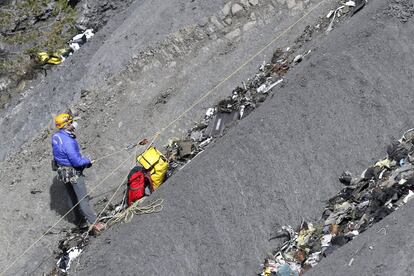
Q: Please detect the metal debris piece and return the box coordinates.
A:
[205,111,239,137]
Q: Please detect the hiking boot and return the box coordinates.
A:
[90,222,106,236]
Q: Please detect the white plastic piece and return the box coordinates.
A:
[345,1,356,7]
[403,190,414,204]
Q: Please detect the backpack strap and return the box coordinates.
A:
[146,171,154,192]
[141,155,161,173]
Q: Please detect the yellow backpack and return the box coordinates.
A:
[137,146,169,190]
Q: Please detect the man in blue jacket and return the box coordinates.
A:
[52,113,105,233]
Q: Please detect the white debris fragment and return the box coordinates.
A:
[265,79,283,92]
[326,6,345,33]
[239,105,245,119]
[403,190,414,204]
[205,108,215,118]
[85,29,94,39]
[199,137,212,148]
[257,79,283,93]
[321,234,332,247]
[345,1,356,7]
[399,179,407,185]
[327,10,334,18]
[257,83,267,93]
[57,247,83,273]
[69,43,80,52]
[293,55,303,63]
[259,61,266,71]
[303,49,312,57]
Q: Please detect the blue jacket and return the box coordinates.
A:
[52,129,91,168]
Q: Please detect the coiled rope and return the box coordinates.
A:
[107,198,164,226]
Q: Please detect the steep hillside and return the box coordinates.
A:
[0,0,333,274]
[75,0,414,274]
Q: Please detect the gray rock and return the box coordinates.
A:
[225,28,241,40]
[287,0,296,9]
[231,3,244,16]
[224,17,233,25]
[198,17,209,27]
[249,0,259,6]
[240,0,251,8]
[249,12,257,21]
[295,1,304,10]
[243,21,256,31]
[222,2,232,17]
[0,77,11,92]
[210,16,225,30]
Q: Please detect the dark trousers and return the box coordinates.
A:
[64,174,97,224]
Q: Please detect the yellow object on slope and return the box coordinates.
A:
[137,146,169,190]
[374,158,392,169]
[36,48,70,65]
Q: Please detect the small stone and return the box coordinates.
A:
[210,16,225,30]
[249,12,257,21]
[224,17,232,25]
[240,0,250,8]
[287,0,296,9]
[295,1,304,10]
[249,0,259,5]
[243,21,256,31]
[30,189,42,194]
[198,17,209,27]
[225,28,241,40]
[231,3,244,16]
[222,2,232,16]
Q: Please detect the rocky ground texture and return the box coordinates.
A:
[0,0,134,108]
[0,0,413,275]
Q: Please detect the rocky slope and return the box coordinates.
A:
[0,0,333,274]
[1,0,413,274]
[75,0,414,274]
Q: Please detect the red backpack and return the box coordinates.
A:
[127,166,153,206]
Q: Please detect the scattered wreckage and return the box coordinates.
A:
[36,29,94,65]
[49,0,372,273]
[260,129,414,276]
[49,45,304,275]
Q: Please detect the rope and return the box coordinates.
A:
[93,148,129,163]
[85,171,129,236]
[1,1,330,274]
[0,154,133,276]
[107,198,164,225]
[86,133,162,234]
[145,0,330,148]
